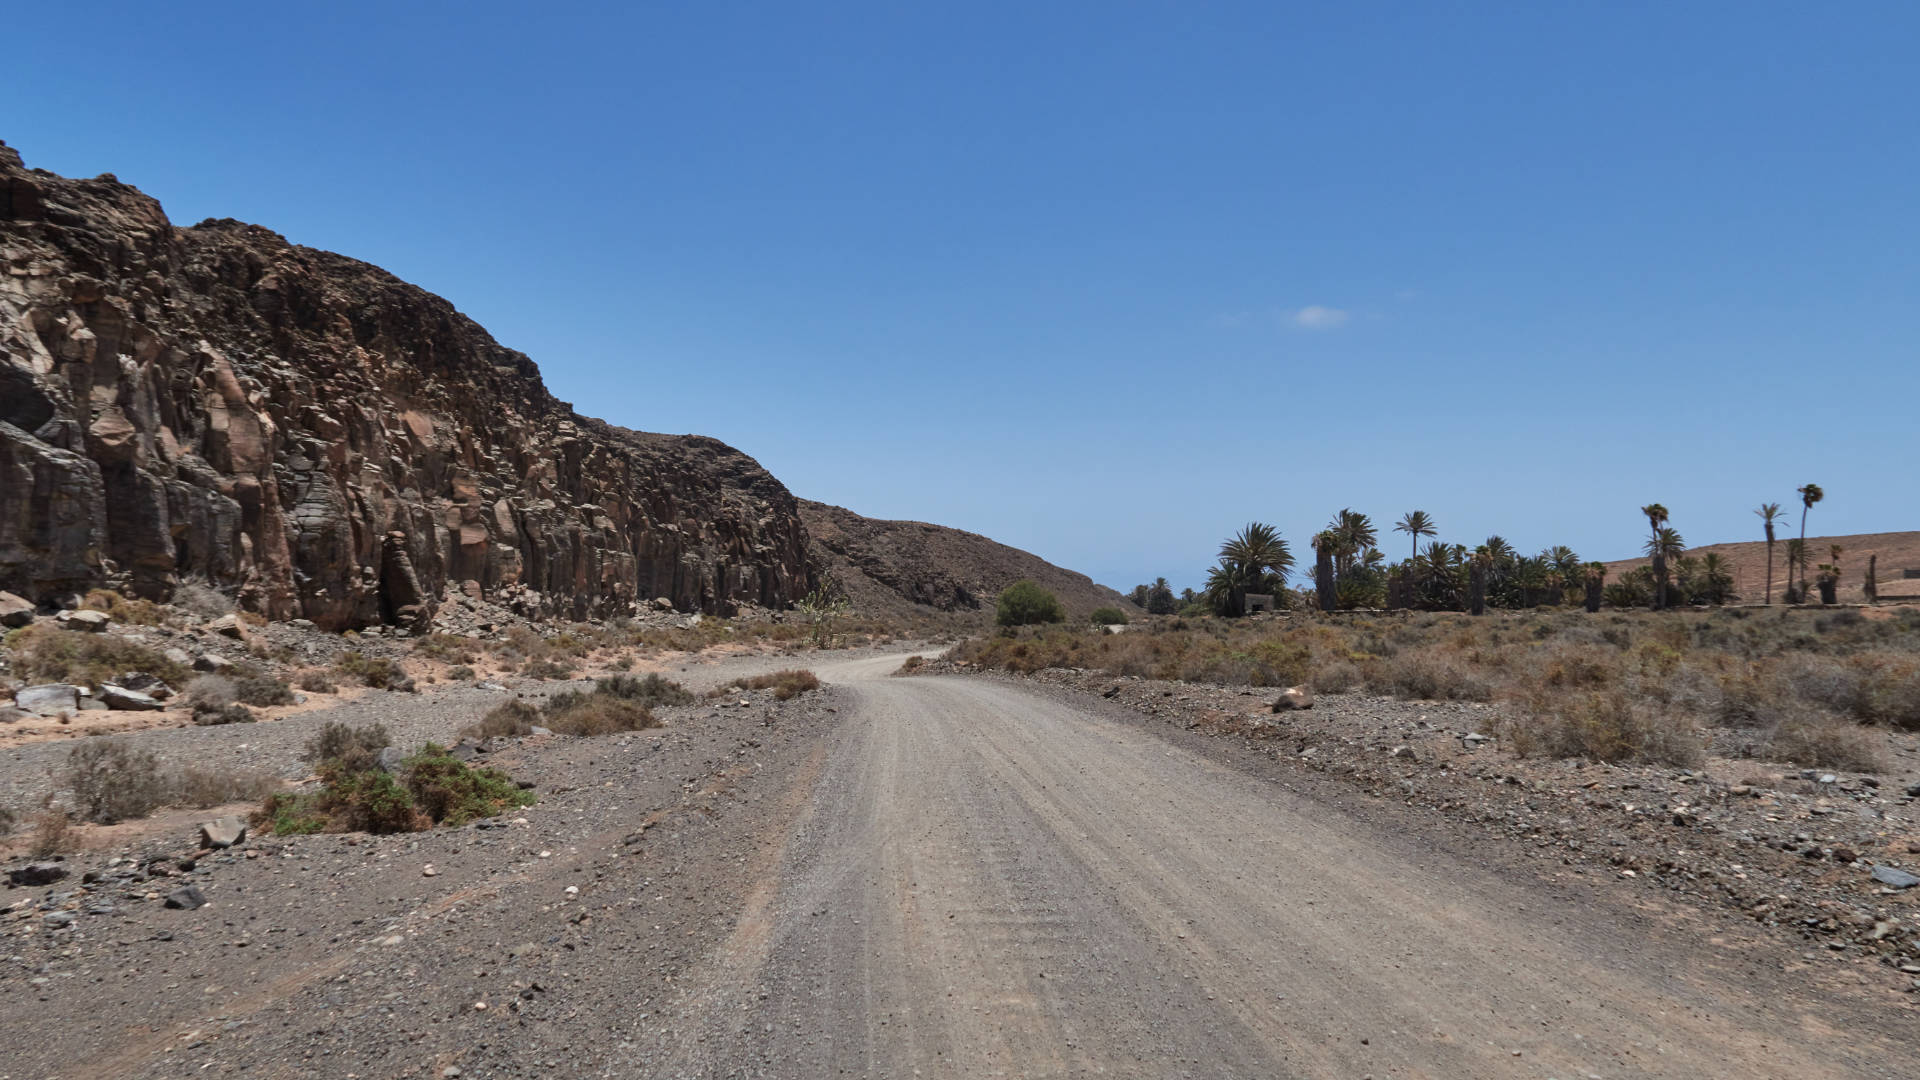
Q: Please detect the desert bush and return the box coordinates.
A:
[296,669,339,693]
[259,741,532,835]
[467,699,543,739]
[0,803,12,837]
[1502,688,1703,767]
[233,672,296,707]
[1309,660,1361,694]
[170,580,234,619]
[1089,607,1130,626]
[303,721,393,768]
[741,669,822,701]
[402,745,536,826]
[412,633,482,664]
[81,589,165,625]
[193,702,256,725]
[518,657,574,680]
[65,739,171,824]
[447,665,476,681]
[997,581,1065,627]
[1764,712,1883,772]
[28,810,73,858]
[335,651,411,690]
[173,765,278,808]
[897,655,926,674]
[4,624,189,690]
[543,691,657,735]
[609,656,634,672]
[1371,648,1495,702]
[183,674,237,711]
[596,672,695,707]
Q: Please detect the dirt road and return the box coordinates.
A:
[650,654,1913,1078]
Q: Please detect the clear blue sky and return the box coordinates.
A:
[11,2,1916,592]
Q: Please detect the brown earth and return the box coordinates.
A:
[800,498,1136,622]
[1604,530,1920,605]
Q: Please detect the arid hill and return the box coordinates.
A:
[799,499,1136,621]
[0,142,819,625]
[1601,530,1920,605]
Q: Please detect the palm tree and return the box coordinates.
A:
[1784,539,1808,603]
[1469,546,1491,615]
[1393,511,1436,563]
[1641,504,1670,608]
[1215,522,1294,616]
[1582,561,1607,613]
[1795,484,1824,596]
[1699,552,1736,605]
[1755,502,1783,605]
[1325,509,1377,578]
[1644,525,1685,608]
[1312,532,1337,612]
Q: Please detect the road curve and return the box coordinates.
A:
[649,654,1906,1078]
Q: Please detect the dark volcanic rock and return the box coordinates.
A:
[0,143,813,625]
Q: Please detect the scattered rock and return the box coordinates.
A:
[63,609,110,632]
[197,815,248,849]
[207,613,249,640]
[42,911,76,928]
[8,861,68,886]
[1270,685,1314,712]
[1392,746,1417,760]
[0,590,34,627]
[14,683,81,715]
[1871,865,1920,890]
[100,684,164,710]
[193,654,237,674]
[164,886,209,910]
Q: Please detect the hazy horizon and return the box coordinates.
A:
[11,3,1914,594]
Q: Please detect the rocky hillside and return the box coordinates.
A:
[1601,530,1920,605]
[799,499,1135,620]
[0,142,813,628]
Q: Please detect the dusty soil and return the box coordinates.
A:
[5,650,1917,1078]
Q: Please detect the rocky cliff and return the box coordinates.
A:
[0,142,813,628]
[799,499,1135,620]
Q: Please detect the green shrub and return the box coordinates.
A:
[303,721,392,767]
[1089,607,1130,626]
[402,745,536,826]
[257,741,532,836]
[996,581,1065,627]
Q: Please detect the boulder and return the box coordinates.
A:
[116,672,173,699]
[78,698,108,711]
[14,683,81,715]
[64,609,110,632]
[8,861,68,886]
[0,707,28,724]
[197,815,248,849]
[0,590,33,627]
[1270,685,1314,712]
[163,647,194,667]
[206,613,249,640]
[100,684,164,710]
[1871,865,1920,890]
[193,653,237,674]
[163,885,208,910]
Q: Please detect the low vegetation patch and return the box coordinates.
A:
[61,738,274,826]
[738,669,821,700]
[260,734,532,836]
[953,607,1920,768]
[1088,606,1130,626]
[462,674,696,740]
[3,623,189,690]
[334,651,413,691]
[80,588,165,626]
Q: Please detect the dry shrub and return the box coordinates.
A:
[518,657,574,680]
[1373,647,1495,702]
[29,810,74,858]
[742,669,822,700]
[184,674,237,710]
[544,692,657,735]
[174,765,278,808]
[5,624,189,690]
[192,702,257,726]
[1308,659,1361,694]
[596,673,695,707]
[296,669,339,693]
[65,739,171,823]
[412,633,481,665]
[171,580,234,619]
[447,665,476,681]
[303,721,392,768]
[896,655,926,675]
[1764,713,1883,772]
[1502,688,1703,767]
[81,588,165,625]
[233,672,296,707]
[335,651,413,691]
[466,700,543,739]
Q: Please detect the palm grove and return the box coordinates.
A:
[1124,485,1848,617]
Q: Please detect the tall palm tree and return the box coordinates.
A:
[1582,561,1607,613]
[1544,545,1582,579]
[1325,509,1377,578]
[1795,484,1824,596]
[1641,504,1670,608]
[1755,502,1783,605]
[1644,525,1685,609]
[1311,532,1337,612]
[1216,522,1293,616]
[1469,546,1491,615]
[1393,511,1436,563]
[1784,539,1808,603]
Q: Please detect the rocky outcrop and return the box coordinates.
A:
[799,499,1135,620]
[0,143,813,626]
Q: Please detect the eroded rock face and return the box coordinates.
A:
[0,143,813,626]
